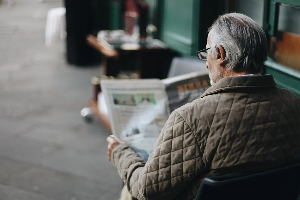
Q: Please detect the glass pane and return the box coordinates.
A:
[269,32,300,71]
[226,0,264,27]
[278,4,300,36]
[269,4,300,72]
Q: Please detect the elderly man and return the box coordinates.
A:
[106,13,300,200]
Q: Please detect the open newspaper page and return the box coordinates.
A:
[162,71,211,114]
[101,79,169,158]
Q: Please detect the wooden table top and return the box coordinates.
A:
[87,35,118,58]
[87,35,169,57]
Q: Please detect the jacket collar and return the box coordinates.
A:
[201,74,276,98]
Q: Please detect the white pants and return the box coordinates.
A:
[119,185,133,200]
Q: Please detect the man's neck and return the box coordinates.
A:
[222,70,248,78]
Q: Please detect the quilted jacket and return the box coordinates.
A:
[111,74,300,200]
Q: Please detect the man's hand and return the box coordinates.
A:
[106,135,122,161]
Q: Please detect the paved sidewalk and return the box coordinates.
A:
[0,0,120,199]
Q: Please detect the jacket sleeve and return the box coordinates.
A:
[110,111,206,200]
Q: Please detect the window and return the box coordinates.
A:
[269,4,300,71]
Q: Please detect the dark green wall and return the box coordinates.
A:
[265,60,300,96]
[160,0,197,55]
[159,0,223,56]
[110,1,122,30]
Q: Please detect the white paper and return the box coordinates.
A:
[101,79,169,155]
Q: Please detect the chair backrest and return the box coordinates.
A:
[167,57,208,78]
[195,162,300,200]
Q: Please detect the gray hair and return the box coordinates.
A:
[209,13,268,73]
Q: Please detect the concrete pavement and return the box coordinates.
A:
[0,0,120,199]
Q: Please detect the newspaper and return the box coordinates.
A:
[101,79,169,157]
[162,71,210,113]
[101,72,210,158]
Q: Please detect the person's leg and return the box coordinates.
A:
[119,185,133,200]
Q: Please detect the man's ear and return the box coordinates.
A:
[216,45,226,65]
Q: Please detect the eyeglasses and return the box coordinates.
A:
[197,47,210,61]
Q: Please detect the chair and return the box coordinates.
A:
[167,56,208,78]
[45,7,66,47]
[195,162,300,200]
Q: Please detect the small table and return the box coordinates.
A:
[86,35,176,79]
[85,35,176,131]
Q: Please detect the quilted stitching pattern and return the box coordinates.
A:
[111,75,300,200]
[141,111,204,200]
